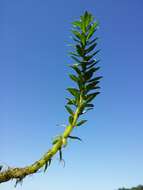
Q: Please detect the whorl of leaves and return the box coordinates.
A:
[66,11,102,127]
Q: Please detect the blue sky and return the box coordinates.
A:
[0,1,143,190]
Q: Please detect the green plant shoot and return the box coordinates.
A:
[0,11,102,186]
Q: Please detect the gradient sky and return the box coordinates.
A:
[0,1,143,190]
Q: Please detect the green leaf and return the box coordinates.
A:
[86,43,97,54]
[76,44,84,56]
[85,103,94,108]
[72,21,81,28]
[84,107,94,113]
[85,49,101,61]
[81,11,88,33]
[59,148,63,161]
[69,52,79,57]
[87,62,100,70]
[82,11,93,30]
[49,158,52,166]
[85,83,93,92]
[69,115,74,124]
[58,149,65,167]
[86,92,100,103]
[66,98,76,106]
[85,81,99,92]
[85,67,97,80]
[75,93,81,105]
[82,101,94,109]
[44,161,48,172]
[87,66,100,74]
[70,65,81,75]
[69,74,79,82]
[87,22,99,40]
[88,76,102,83]
[87,37,99,46]
[72,37,80,43]
[80,60,95,67]
[65,105,74,115]
[80,33,86,46]
[15,178,23,187]
[67,88,79,97]
[76,120,87,126]
[72,30,81,39]
[71,56,81,63]
[91,49,101,57]
[68,135,82,141]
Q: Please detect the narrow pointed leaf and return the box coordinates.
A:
[85,49,101,61]
[44,162,48,172]
[68,135,82,141]
[87,63,100,70]
[59,149,65,167]
[87,22,99,40]
[69,74,79,82]
[72,30,81,39]
[86,92,100,103]
[72,37,80,43]
[83,11,93,29]
[65,105,74,115]
[87,37,99,46]
[80,33,86,46]
[85,103,94,108]
[72,21,81,28]
[70,65,81,75]
[86,43,97,54]
[59,149,62,161]
[67,88,79,97]
[76,45,84,56]
[84,67,97,80]
[69,52,79,57]
[85,81,100,92]
[69,115,73,124]
[85,59,95,65]
[88,76,102,83]
[85,107,94,113]
[71,56,81,63]
[48,158,52,166]
[76,120,87,126]
[66,98,76,106]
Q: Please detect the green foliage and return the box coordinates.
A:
[76,119,87,126]
[66,11,102,127]
[0,11,102,185]
[118,185,143,190]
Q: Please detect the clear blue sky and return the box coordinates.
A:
[0,1,143,190]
